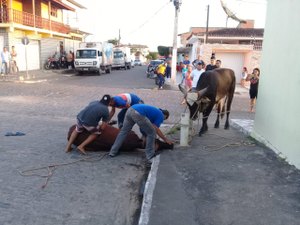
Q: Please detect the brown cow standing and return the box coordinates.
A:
[67,125,173,152]
[179,68,236,136]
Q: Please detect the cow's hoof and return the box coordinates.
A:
[224,126,230,130]
[214,124,219,128]
[198,131,205,136]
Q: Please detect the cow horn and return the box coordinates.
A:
[178,83,188,95]
[198,87,208,97]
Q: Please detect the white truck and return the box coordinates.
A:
[74,42,113,75]
[112,46,132,70]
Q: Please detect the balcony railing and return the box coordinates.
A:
[0,8,70,34]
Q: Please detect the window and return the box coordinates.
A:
[51,6,58,17]
[76,50,97,59]
[113,51,124,59]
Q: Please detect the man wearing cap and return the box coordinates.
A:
[109,104,173,164]
[191,60,205,90]
[109,93,144,129]
[192,55,202,68]
[65,94,111,154]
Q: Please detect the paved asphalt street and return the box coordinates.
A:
[1,67,299,225]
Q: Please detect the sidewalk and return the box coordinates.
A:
[139,84,300,225]
[0,69,70,83]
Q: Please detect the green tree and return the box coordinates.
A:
[146,52,158,60]
[107,39,118,45]
[157,46,171,57]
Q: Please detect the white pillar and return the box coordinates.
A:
[171,5,179,85]
[180,112,190,146]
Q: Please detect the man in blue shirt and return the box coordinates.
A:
[109,93,144,128]
[65,94,111,155]
[109,104,173,164]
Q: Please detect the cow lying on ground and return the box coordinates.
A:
[179,68,236,136]
[67,124,174,152]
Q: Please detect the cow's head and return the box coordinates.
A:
[178,84,210,120]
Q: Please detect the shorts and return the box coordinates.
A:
[75,119,101,135]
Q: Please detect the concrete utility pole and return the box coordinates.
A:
[171,0,182,85]
[205,5,210,43]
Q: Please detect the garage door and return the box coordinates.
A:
[15,39,40,71]
[215,52,245,84]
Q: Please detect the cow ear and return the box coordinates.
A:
[178,84,187,95]
[198,87,208,97]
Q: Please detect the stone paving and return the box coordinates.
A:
[0,68,255,225]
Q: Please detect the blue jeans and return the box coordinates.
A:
[117,108,127,128]
[2,62,8,74]
[109,107,156,160]
[157,74,165,88]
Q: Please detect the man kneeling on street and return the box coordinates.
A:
[65,94,111,155]
[109,104,173,165]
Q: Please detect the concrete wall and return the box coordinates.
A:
[252,0,300,168]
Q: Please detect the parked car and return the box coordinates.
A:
[146,59,164,78]
[134,59,142,66]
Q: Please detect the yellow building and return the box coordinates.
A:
[0,0,86,70]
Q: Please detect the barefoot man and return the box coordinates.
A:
[65,94,111,154]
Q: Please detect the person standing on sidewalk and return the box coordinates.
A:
[109,93,144,128]
[246,68,260,112]
[65,94,111,154]
[205,56,217,71]
[192,55,201,68]
[10,46,18,73]
[241,66,248,88]
[1,47,10,75]
[191,60,205,90]
[109,104,173,164]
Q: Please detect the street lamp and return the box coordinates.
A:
[171,0,182,85]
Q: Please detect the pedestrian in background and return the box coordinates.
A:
[65,94,111,154]
[181,64,188,84]
[246,68,260,112]
[205,56,217,71]
[191,60,205,90]
[66,50,74,69]
[184,65,193,90]
[192,55,201,68]
[156,62,167,89]
[10,46,18,73]
[241,67,248,88]
[182,54,190,66]
[165,60,171,82]
[216,59,222,68]
[1,47,10,75]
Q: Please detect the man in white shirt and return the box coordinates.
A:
[1,47,10,75]
[191,60,205,90]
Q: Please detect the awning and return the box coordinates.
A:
[51,0,75,11]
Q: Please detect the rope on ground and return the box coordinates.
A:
[18,152,108,189]
[200,133,256,154]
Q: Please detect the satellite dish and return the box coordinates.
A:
[220,0,247,26]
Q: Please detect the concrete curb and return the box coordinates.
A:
[138,155,160,225]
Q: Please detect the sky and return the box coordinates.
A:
[74,0,267,51]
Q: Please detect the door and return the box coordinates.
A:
[215,52,245,84]
[15,39,40,71]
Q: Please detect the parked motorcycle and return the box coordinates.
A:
[44,53,68,70]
